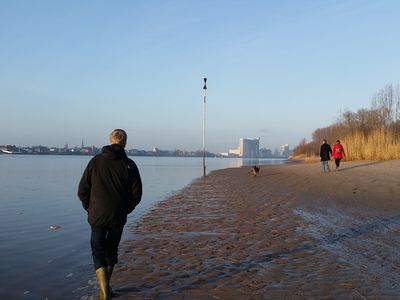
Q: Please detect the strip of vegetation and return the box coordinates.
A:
[293,84,400,160]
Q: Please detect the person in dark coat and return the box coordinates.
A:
[320,139,332,172]
[78,129,142,300]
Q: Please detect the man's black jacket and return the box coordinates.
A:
[78,144,142,227]
[320,143,332,161]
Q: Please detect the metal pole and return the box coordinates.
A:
[203,78,207,177]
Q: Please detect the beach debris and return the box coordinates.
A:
[23,291,30,295]
[49,225,61,230]
[353,289,366,300]
[66,273,73,278]
[16,212,23,215]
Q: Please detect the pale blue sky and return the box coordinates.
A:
[1,0,399,152]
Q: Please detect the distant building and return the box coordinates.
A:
[221,147,240,157]
[229,148,240,156]
[239,138,260,158]
[0,145,13,154]
[80,147,94,154]
[279,144,292,157]
[222,138,260,158]
[259,147,273,158]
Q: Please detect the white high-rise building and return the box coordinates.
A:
[279,144,292,157]
[239,138,260,158]
[222,137,260,158]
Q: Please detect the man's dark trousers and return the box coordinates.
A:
[90,224,124,270]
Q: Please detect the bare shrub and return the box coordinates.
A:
[292,138,318,157]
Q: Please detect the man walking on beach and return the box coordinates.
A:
[78,129,142,300]
[320,139,332,172]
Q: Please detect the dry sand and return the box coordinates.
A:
[110,160,400,299]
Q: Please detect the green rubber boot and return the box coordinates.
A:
[95,267,111,300]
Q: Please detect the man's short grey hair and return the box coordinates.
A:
[110,129,127,146]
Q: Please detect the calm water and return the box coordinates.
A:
[0,155,286,299]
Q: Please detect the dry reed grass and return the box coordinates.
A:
[304,155,320,163]
[342,128,400,160]
[289,154,320,163]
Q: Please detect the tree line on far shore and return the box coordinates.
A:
[293,83,400,160]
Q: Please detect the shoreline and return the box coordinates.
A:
[109,160,400,298]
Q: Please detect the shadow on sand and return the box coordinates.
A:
[340,161,384,172]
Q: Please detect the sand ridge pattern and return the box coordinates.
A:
[110,160,400,299]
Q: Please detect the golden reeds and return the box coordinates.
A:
[342,128,400,160]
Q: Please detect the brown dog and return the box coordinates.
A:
[252,165,260,177]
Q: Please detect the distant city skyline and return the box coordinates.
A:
[1,1,400,153]
[0,141,291,158]
[0,137,291,153]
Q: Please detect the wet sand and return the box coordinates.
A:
[110,160,400,299]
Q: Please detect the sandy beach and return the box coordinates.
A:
[108,160,400,299]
